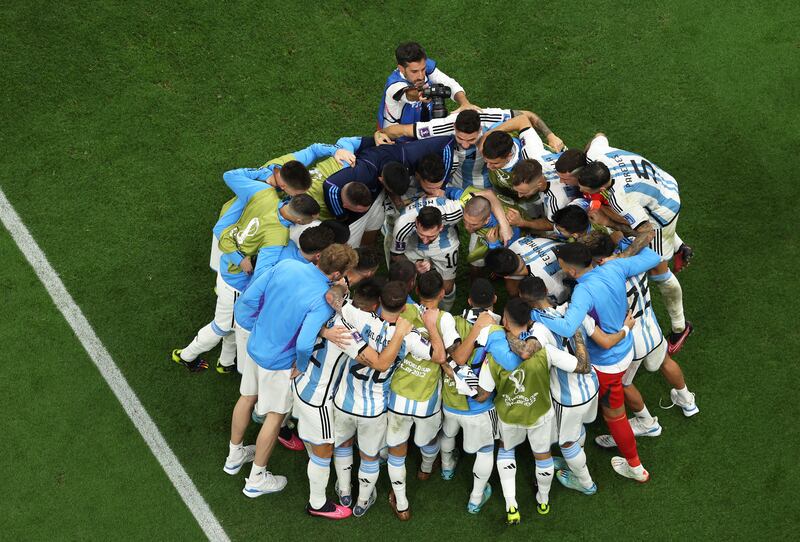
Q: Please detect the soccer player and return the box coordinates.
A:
[329,281,435,518]
[223,244,358,498]
[484,236,570,303]
[580,133,694,353]
[474,298,591,523]
[531,242,661,482]
[378,41,475,128]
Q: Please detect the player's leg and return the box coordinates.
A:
[651,343,699,416]
[224,355,260,474]
[462,410,495,513]
[349,192,386,248]
[333,413,357,506]
[386,412,413,519]
[496,421,524,524]
[209,233,221,273]
[671,231,694,273]
[622,358,662,436]
[440,411,461,479]
[414,413,443,480]
[555,399,597,495]
[352,414,386,517]
[234,322,250,375]
[529,414,555,514]
[650,222,692,353]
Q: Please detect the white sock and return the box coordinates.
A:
[249,462,265,479]
[496,447,517,509]
[440,434,457,471]
[228,440,243,457]
[675,385,694,403]
[440,287,457,312]
[219,332,237,366]
[357,458,380,506]
[333,446,353,497]
[307,452,331,509]
[181,322,224,361]
[654,272,685,333]
[388,454,408,510]
[634,406,654,426]
[420,441,440,473]
[534,457,554,505]
[469,448,494,505]
[578,428,586,447]
[561,442,593,489]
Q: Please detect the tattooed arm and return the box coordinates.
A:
[505,331,542,360]
[324,283,349,312]
[572,329,591,374]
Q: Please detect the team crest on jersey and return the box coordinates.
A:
[509,369,526,393]
[419,127,431,137]
[232,217,260,245]
[500,368,539,408]
[350,331,363,342]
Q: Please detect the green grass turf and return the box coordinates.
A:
[2,0,799,539]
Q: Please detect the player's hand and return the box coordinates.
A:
[374,130,394,146]
[290,365,302,379]
[334,148,356,167]
[623,311,636,331]
[485,226,499,244]
[505,208,525,227]
[427,188,446,198]
[405,85,423,102]
[588,207,612,227]
[547,133,565,152]
[321,325,353,350]
[453,102,482,115]
[474,311,496,330]
[414,259,431,274]
[422,307,440,329]
[395,317,413,338]
[239,256,254,274]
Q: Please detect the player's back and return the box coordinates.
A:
[509,237,568,303]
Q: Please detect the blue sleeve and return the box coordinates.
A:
[531,285,592,336]
[335,136,375,155]
[485,330,523,370]
[252,246,285,281]
[234,267,275,332]
[445,187,464,200]
[295,302,334,372]
[223,168,271,203]
[615,247,661,277]
[291,143,339,167]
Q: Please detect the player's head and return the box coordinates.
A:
[389,258,417,294]
[381,161,411,197]
[351,247,381,284]
[553,205,590,239]
[485,247,524,277]
[511,159,546,199]
[342,182,373,213]
[320,219,351,244]
[275,161,313,196]
[416,153,446,195]
[318,243,359,281]
[577,161,611,194]
[415,206,444,245]
[417,269,445,302]
[518,276,548,306]
[581,230,617,264]
[454,110,481,149]
[554,242,592,278]
[298,225,335,263]
[395,42,427,86]
[352,278,381,312]
[462,196,492,233]
[503,297,532,334]
[554,149,587,186]
[285,194,320,225]
[381,280,410,315]
[468,278,496,309]
[481,131,515,170]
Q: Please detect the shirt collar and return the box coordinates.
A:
[277,200,293,228]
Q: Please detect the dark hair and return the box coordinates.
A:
[352,278,382,311]
[395,42,426,66]
[519,276,547,303]
[298,225,335,254]
[582,231,616,259]
[320,219,350,244]
[344,183,372,208]
[389,259,416,289]
[505,297,532,328]
[417,270,444,300]
[416,153,445,183]
[288,194,320,219]
[554,242,592,268]
[485,247,521,276]
[417,206,443,229]
[382,161,410,196]
[553,205,590,234]
[280,160,312,191]
[482,131,514,160]
[577,161,610,190]
[469,278,494,308]
[381,281,409,312]
[511,159,543,186]
[455,110,481,133]
[355,247,381,271]
[554,149,587,174]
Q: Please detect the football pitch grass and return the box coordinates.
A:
[2,1,798,539]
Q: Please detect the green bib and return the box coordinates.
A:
[306,156,345,221]
[390,304,442,403]
[488,347,552,427]
[441,315,476,411]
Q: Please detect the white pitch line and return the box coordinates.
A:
[0,187,230,542]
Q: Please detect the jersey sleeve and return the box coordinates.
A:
[391,209,418,254]
[290,143,339,167]
[478,108,514,130]
[338,315,370,359]
[439,198,465,225]
[414,113,457,139]
[586,135,613,161]
[544,343,579,372]
[518,127,547,161]
[404,329,433,360]
[605,189,650,229]
[438,311,461,350]
[428,67,465,99]
[531,322,557,348]
[581,315,597,337]
[478,359,496,392]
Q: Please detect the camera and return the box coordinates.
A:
[421,83,451,119]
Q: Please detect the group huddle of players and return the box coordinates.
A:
[172,42,699,524]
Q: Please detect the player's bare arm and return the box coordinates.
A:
[324,283,349,312]
[378,124,413,141]
[519,110,564,151]
[573,328,591,374]
[422,307,447,364]
[505,207,554,233]
[587,311,635,350]
[451,311,495,365]
[619,222,656,258]
[356,317,412,372]
[506,332,542,359]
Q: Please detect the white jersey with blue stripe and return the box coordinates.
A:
[293,315,368,408]
[507,237,569,304]
[531,308,599,407]
[333,303,432,418]
[391,196,463,254]
[587,135,681,227]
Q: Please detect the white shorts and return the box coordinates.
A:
[348,192,387,247]
[552,397,598,445]
[292,387,335,445]
[386,410,442,448]
[623,339,667,386]
[212,272,239,335]
[240,358,293,415]
[404,244,459,281]
[650,217,679,262]
[234,324,251,375]
[209,233,221,272]
[442,409,498,453]
[334,409,387,457]
[498,409,554,453]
